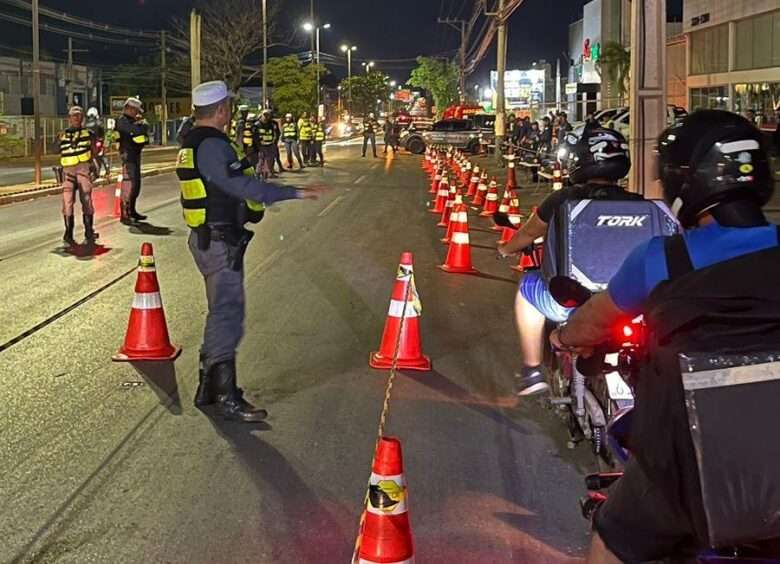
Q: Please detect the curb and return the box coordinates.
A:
[0,165,177,206]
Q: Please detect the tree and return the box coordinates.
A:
[265,56,325,116]
[598,41,631,106]
[408,57,459,118]
[170,0,285,94]
[339,71,391,117]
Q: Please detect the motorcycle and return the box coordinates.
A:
[551,275,780,563]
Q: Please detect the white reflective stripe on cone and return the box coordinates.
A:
[457,211,468,222]
[132,292,162,310]
[387,299,420,318]
[451,232,470,245]
[487,193,498,201]
[366,472,408,516]
[114,187,121,195]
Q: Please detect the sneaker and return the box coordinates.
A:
[515,368,549,396]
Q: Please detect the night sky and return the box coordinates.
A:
[0,0,683,87]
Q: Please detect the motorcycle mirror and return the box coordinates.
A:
[549,276,591,308]
[492,211,516,230]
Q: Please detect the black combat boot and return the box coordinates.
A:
[63,216,76,246]
[120,202,133,225]
[211,359,268,422]
[130,199,147,221]
[194,353,215,408]
[83,214,99,242]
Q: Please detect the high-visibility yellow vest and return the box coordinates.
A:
[314,125,326,142]
[59,127,92,167]
[282,122,297,140]
[299,123,313,141]
[176,127,265,229]
[242,122,254,147]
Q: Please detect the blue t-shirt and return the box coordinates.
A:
[608,222,780,316]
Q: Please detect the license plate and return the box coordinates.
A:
[605,371,634,401]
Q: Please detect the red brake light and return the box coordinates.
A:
[622,325,633,338]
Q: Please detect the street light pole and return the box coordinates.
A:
[494,0,507,167]
[262,0,268,108]
[315,27,320,111]
[32,0,41,186]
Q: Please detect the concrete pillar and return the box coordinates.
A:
[628,0,666,199]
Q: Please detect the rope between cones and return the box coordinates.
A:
[351,274,414,564]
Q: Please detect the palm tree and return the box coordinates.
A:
[598,41,631,106]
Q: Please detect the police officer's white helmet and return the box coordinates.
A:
[285,113,293,119]
[238,104,249,112]
[247,113,256,120]
[86,106,99,118]
[369,112,375,118]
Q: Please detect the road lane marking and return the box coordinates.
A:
[317,195,345,217]
[246,248,284,280]
[354,175,366,184]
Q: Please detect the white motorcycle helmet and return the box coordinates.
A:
[86,107,99,119]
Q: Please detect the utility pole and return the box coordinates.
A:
[555,58,561,111]
[628,0,666,198]
[437,18,467,102]
[310,0,315,60]
[32,0,41,185]
[160,30,168,145]
[190,9,201,91]
[62,39,88,108]
[262,0,268,108]
[493,0,507,167]
[315,27,321,111]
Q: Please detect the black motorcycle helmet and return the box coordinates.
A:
[558,124,631,185]
[657,110,772,228]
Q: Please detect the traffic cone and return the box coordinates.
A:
[429,167,441,194]
[442,193,465,244]
[369,252,431,371]
[356,437,415,564]
[422,148,431,171]
[113,176,122,217]
[472,176,488,207]
[552,161,564,191]
[506,152,518,190]
[498,196,523,244]
[466,170,479,198]
[430,175,449,214]
[439,205,478,275]
[493,188,513,231]
[460,161,472,187]
[438,180,457,228]
[113,242,181,362]
[480,178,500,217]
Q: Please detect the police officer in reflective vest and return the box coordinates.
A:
[311,115,326,166]
[59,105,98,245]
[255,109,276,179]
[281,113,304,170]
[299,114,314,165]
[178,81,322,422]
[362,112,379,158]
[116,97,149,223]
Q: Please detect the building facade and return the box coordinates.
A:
[685,0,780,124]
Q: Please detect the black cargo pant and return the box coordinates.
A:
[121,158,142,212]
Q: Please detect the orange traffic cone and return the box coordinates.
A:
[442,193,465,244]
[429,167,441,194]
[552,161,564,191]
[357,437,415,564]
[439,205,478,275]
[113,243,181,362]
[438,180,457,227]
[493,188,513,231]
[498,196,523,244]
[460,161,472,187]
[472,176,488,207]
[466,170,479,198]
[506,153,518,190]
[113,177,122,217]
[480,178,500,217]
[430,175,449,214]
[511,251,537,273]
[370,252,431,371]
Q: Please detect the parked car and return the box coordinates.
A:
[403,118,481,154]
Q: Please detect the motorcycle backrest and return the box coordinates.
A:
[680,351,780,549]
[542,199,679,291]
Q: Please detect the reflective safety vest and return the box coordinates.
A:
[256,122,275,146]
[314,124,326,142]
[132,129,149,145]
[176,127,265,228]
[242,121,254,147]
[282,121,297,140]
[299,122,313,141]
[59,127,92,167]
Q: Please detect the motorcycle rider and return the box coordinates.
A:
[551,110,780,563]
[498,125,638,396]
[84,107,108,177]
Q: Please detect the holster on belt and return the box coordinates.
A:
[194,225,211,251]
[227,228,254,271]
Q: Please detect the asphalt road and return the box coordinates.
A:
[0,145,594,564]
[0,147,179,188]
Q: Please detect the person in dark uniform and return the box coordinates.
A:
[59,105,98,245]
[116,97,149,223]
[311,115,326,166]
[177,81,323,422]
[255,110,276,179]
[270,111,284,174]
[362,112,379,158]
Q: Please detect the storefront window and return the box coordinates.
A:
[690,86,729,111]
[690,24,729,75]
[735,10,780,71]
[733,82,780,128]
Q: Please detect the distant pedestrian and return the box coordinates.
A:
[270,112,284,173]
[362,112,379,158]
[116,96,149,223]
[282,113,304,170]
[255,110,276,179]
[311,115,326,166]
[383,115,399,154]
[58,105,98,246]
[299,114,314,165]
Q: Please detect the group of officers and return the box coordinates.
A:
[57,97,150,246]
[230,106,328,176]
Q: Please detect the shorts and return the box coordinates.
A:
[593,459,697,562]
[518,271,573,323]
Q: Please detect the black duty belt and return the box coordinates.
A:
[208,225,242,241]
